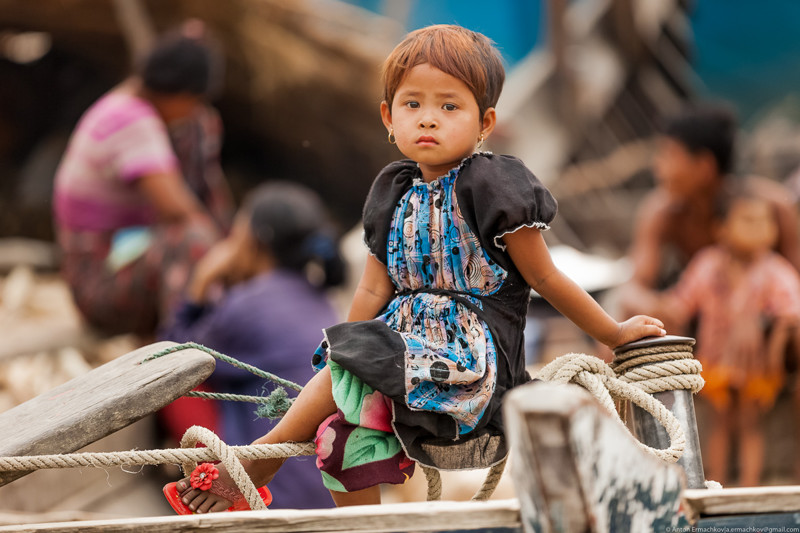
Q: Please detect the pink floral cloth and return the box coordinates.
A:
[313,361,415,492]
[667,246,800,407]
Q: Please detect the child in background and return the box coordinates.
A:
[161,182,345,509]
[617,105,800,321]
[170,24,665,513]
[657,186,800,486]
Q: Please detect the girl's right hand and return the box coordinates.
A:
[607,315,667,349]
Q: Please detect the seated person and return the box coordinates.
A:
[617,104,800,329]
[53,21,233,338]
[161,182,346,509]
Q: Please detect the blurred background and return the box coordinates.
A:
[2,0,800,525]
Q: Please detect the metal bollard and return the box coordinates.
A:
[613,335,706,489]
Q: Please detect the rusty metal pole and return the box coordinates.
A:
[614,335,707,489]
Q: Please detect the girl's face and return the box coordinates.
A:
[381,63,495,182]
[718,197,778,258]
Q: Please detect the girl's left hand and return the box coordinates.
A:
[608,315,666,349]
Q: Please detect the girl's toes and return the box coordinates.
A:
[181,488,200,505]
[209,498,232,513]
[186,492,209,512]
[197,495,230,514]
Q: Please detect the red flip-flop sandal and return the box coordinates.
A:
[163,463,272,514]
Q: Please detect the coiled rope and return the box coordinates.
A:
[534,341,703,463]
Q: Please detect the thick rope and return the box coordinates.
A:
[179,426,268,510]
[611,345,704,394]
[421,457,507,502]
[534,345,704,463]
[472,458,507,501]
[0,439,315,472]
[422,466,442,501]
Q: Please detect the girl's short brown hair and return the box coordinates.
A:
[381,24,505,119]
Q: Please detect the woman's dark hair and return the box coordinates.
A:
[139,23,224,98]
[662,103,737,175]
[244,182,346,288]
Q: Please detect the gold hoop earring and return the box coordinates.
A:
[388,128,396,144]
[477,132,485,150]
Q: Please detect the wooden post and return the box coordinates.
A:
[0,341,215,486]
[546,0,579,139]
[503,381,689,532]
[111,0,155,62]
[614,335,706,489]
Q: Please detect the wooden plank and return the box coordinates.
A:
[0,341,215,486]
[0,499,522,533]
[696,512,800,529]
[683,485,800,517]
[0,318,93,362]
[503,381,690,532]
[0,239,58,273]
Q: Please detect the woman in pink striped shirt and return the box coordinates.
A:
[53,21,233,338]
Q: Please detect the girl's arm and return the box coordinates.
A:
[347,253,396,321]
[504,227,665,349]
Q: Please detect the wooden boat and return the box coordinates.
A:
[2,340,800,532]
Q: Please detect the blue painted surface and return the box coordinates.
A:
[346,1,800,123]
[689,0,800,122]
[697,511,800,528]
[345,0,542,66]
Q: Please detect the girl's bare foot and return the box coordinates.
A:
[176,468,237,513]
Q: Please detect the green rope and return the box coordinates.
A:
[254,388,294,420]
[185,391,271,404]
[185,388,294,419]
[141,342,303,391]
[141,342,303,419]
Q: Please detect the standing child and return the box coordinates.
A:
[656,186,800,486]
[170,24,665,513]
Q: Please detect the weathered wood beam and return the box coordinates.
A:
[503,381,689,532]
[0,341,215,486]
[683,485,800,517]
[0,499,522,533]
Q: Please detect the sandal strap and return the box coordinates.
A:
[207,481,244,504]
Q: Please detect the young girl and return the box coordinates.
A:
[654,187,800,486]
[171,24,665,512]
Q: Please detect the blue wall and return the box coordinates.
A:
[347,0,543,66]
[689,0,800,123]
[347,0,800,124]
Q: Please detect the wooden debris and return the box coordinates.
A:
[0,341,215,486]
[683,485,800,517]
[0,240,58,274]
[503,381,689,532]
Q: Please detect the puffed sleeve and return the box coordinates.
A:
[456,153,557,266]
[362,159,417,264]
